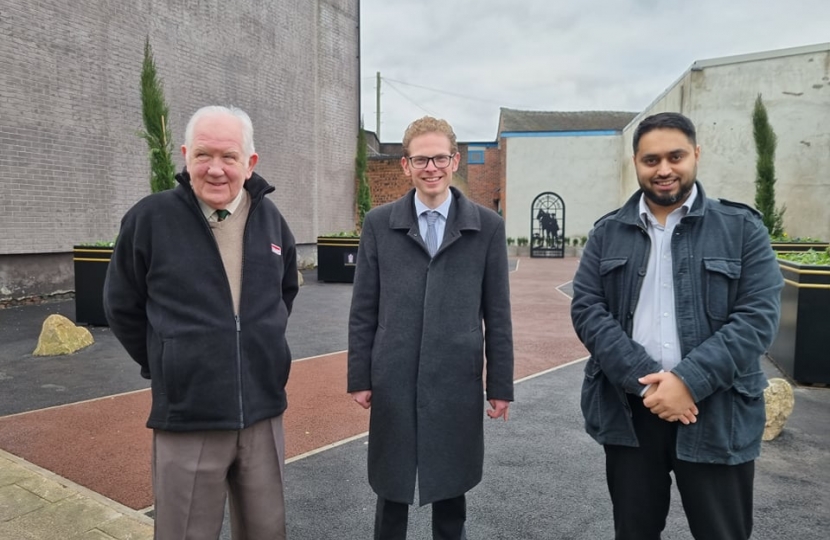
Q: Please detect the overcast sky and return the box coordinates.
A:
[359,0,830,142]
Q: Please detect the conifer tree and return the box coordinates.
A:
[753,94,785,236]
[140,37,176,193]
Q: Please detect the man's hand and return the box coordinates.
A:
[639,372,698,425]
[351,390,372,409]
[487,399,510,421]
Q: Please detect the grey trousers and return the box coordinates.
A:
[152,415,286,540]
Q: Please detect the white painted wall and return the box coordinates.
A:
[504,135,624,242]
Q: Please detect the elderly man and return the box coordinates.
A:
[104,105,298,539]
[348,116,514,540]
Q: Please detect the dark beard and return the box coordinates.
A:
[643,181,693,207]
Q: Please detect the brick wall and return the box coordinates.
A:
[363,143,503,214]
[465,146,502,214]
[367,157,410,208]
[0,0,358,255]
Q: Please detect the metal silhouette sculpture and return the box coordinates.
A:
[531,192,565,258]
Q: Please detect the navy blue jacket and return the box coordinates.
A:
[104,170,299,432]
[571,182,783,464]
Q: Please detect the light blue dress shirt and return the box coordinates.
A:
[633,184,698,374]
[414,194,452,253]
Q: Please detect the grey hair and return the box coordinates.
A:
[183,105,256,158]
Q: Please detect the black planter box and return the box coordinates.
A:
[317,236,359,283]
[770,242,829,254]
[768,260,830,385]
[73,246,112,326]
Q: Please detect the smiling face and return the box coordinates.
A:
[182,113,258,210]
[401,132,459,208]
[634,127,700,217]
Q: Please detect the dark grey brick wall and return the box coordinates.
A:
[0,0,358,264]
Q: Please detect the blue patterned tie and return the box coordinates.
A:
[425,211,439,257]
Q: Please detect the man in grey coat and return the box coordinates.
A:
[348,116,514,540]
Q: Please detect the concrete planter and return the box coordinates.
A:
[768,259,830,385]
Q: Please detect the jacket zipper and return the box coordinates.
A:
[234,193,265,428]
[235,314,244,427]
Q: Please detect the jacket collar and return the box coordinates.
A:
[612,180,707,226]
[389,187,481,232]
[175,168,275,204]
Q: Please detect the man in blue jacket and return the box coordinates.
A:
[571,112,783,540]
[104,106,298,539]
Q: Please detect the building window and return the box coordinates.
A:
[468,150,485,164]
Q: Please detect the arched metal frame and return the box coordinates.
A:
[530,192,565,258]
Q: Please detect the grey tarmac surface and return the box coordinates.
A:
[1,262,828,539]
[280,357,830,540]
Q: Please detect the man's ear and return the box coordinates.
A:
[181,145,187,158]
[246,153,259,178]
[401,156,411,176]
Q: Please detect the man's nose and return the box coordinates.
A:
[207,160,224,175]
[656,160,672,176]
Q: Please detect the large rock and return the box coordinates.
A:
[763,378,795,441]
[33,314,94,356]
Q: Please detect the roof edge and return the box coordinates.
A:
[691,42,830,71]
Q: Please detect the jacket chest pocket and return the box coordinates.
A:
[703,258,741,322]
[599,257,629,319]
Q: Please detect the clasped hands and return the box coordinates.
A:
[639,372,698,425]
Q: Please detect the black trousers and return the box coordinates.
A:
[604,395,754,540]
[374,494,467,540]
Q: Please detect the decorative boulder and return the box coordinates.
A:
[33,314,94,356]
[298,270,304,287]
[762,378,795,441]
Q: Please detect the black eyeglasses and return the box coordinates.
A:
[407,154,455,169]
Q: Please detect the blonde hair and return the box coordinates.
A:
[402,116,458,155]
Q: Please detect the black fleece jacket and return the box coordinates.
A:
[104,170,299,431]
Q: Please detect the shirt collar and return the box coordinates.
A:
[639,183,698,226]
[198,188,247,221]
[414,192,453,220]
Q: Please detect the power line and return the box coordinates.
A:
[382,76,529,108]
[382,79,436,117]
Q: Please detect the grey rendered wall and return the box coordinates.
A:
[621,47,830,240]
[620,78,688,199]
[0,0,358,298]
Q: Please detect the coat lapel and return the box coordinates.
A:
[388,187,482,257]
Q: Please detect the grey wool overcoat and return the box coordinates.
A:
[347,187,514,505]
